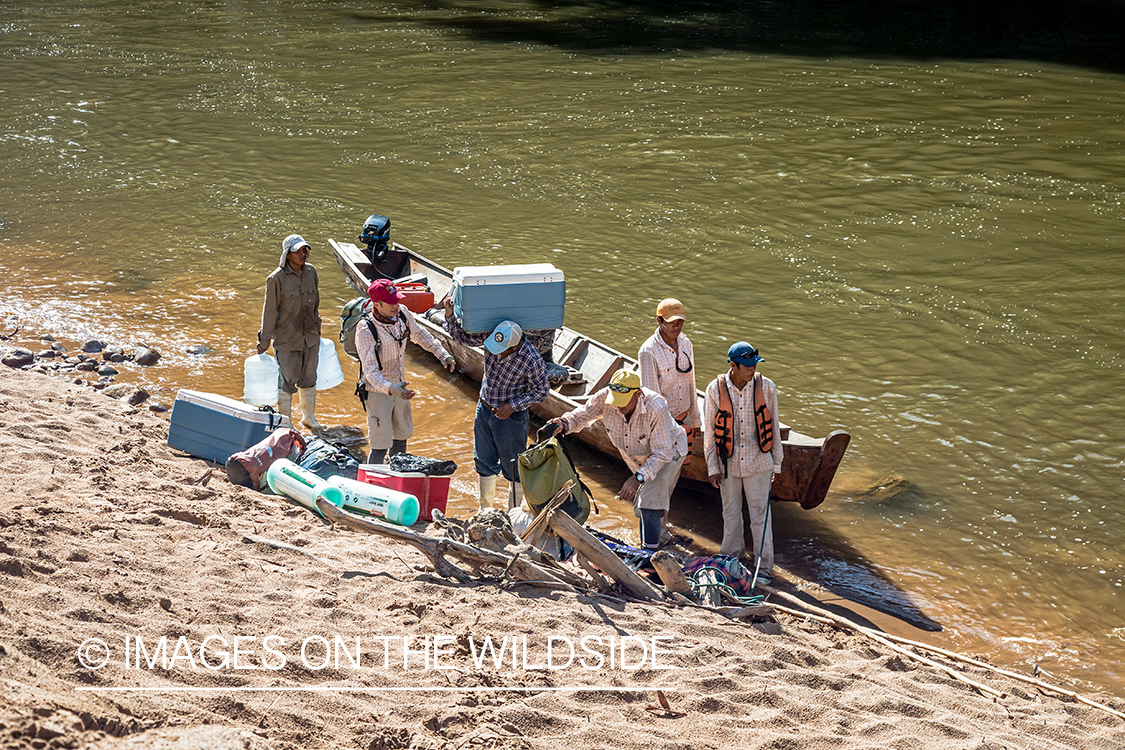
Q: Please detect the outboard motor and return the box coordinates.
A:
[358,214,391,263]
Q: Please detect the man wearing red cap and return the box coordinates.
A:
[355,279,456,464]
[257,234,322,430]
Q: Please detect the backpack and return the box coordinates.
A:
[295,437,360,481]
[517,436,595,528]
[340,296,371,362]
[225,428,307,491]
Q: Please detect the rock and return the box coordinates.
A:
[64,356,80,365]
[101,384,134,399]
[39,334,56,342]
[98,365,118,377]
[148,402,170,413]
[125,389,150,406]
[37,349,57,358]
[185,343,213,356]
[135,347,161,366]
[76,360,99,372]
[81,340,106,353]
[2,348,34,368]
[102,346,125,362]
[50,342,67,353]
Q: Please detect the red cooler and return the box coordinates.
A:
[357,464,450,522]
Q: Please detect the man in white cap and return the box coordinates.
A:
[357,279,456,464]
[444,298,550,510]
[544,369,687,551]
[703,341,783,585]
[257,234,322,430]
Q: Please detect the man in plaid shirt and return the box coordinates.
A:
[443,298,550,510]
[544,369,688,551]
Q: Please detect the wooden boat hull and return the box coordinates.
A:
[329,239,849,509]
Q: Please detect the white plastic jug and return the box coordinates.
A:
[316,337,345,391]
[243,353,279,406]
[265,459,345,514]
[327,475,420,527]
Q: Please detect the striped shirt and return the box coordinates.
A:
[444,317,550,413]
[356,311,449,394]
[638,330,700,430]
[703,372,783,478]
[559,387,687,482]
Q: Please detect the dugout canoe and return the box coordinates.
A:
[328,238,850,509]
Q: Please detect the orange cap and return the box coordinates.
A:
[656,298,686,322]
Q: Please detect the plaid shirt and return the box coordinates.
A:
[356,311,449,394]
[444,316,549,413]
[638,330,700,430]
[560,387,687,482]
[703,372,783,478]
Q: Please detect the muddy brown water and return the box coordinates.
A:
[2,0,1124,694]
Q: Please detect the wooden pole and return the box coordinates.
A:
[650,550,692,596]
[546,510,665,602]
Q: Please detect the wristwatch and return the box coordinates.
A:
[635,471,645,484]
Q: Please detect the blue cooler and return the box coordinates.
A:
[452,263,565,334]
[168,390,292,464]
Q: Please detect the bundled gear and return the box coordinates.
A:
[389,453,457,476]
[295,436,360,480]
[517,436,595,528]
[225,428,307,490]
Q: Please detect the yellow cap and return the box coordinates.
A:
[606,369,641,407]
[656,298,686,322]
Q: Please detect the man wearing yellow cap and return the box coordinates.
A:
[544,369,687,551]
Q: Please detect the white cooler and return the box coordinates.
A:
[452,263,565,334]
[168,390,292,464]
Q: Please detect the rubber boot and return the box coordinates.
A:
[367,448,387,465]
[297,387,321,431]
[390,439,407,457]
[277,391,293,422]
[478,474,498,511]
[509,481,523,511]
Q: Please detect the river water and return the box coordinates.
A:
[2,1,1124,694]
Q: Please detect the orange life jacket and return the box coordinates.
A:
[713,374,735,477]
[712,372,773,477]
[752,372,774,454]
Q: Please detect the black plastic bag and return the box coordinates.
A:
[388,453,456,477]
[296,437,359,480]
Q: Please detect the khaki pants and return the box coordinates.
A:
[276,344,318,393]
[365,391,413,452]
[719,471,773,571]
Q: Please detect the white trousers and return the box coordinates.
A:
[719,471,773,571]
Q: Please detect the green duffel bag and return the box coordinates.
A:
[517,436,594,526]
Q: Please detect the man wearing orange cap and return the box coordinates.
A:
[356,279,455,464]
[638,297,700,542]
[544,369,687,551]
[257,233,322,430]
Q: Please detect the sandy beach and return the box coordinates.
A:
[1,362,1124,750]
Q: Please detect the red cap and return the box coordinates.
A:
[368,279,405,306]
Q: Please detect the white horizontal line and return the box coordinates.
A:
[76,686,667,693]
